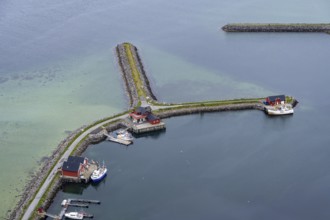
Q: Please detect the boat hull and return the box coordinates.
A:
[64,212,84,220]
[264,104,294,116]
[91,168,107,183]
[265,108,294,115]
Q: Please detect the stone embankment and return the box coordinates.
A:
[116,43,157,108]
[222,23,330,33]
[156,103,264,119]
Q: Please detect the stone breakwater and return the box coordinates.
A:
[116,44,136,107]
[222,23,330,33]
[116,43,157,108]
[131,45,157,101]
[156,103,264,119]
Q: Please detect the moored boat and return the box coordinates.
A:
[91,162,107,183]
[64,211,84,220]
[106,129,133,145]
[111,129,134,141]
[265,104,294,115]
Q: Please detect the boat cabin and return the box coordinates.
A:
[265,95,286,106]
[61,156,88,180]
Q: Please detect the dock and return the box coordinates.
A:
[80,163,98,183]
[37,198,100,220]
[103,132,132,145]
[130,121,166,134]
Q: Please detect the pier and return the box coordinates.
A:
[129,121,166,134]
[222,23,330,33]
[37,198,100,220]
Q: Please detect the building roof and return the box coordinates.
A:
[129,112,147,119]
[62,156,85,172]
[147,113,159,121]
[134,106,152,115]
[267,95,285,102]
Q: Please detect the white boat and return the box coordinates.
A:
[105,129,133,145]
[91,162,107,183]
[265,104,294,115]
[111,129,134,141]
[64,211,84,220]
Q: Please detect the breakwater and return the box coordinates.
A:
[156,103,264,119]
[222,23,330,33]
[116,43,157,108]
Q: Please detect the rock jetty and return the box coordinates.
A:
[222,23,330,33]
[116,43,157,108]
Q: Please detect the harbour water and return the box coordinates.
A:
[1,0,330,218]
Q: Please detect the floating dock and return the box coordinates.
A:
[38,198,100,220]
[104,132,132,145]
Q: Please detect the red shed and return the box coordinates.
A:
[147,113,161,124]
[61,156,87,179]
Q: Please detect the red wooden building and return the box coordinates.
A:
[61,156,87,180]
[265,95,286,106]
[129,106,161,124]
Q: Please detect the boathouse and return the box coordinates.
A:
[61,156,88,180]
[265,95,286,106]
[129,106,161,124]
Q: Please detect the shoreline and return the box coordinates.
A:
[12,43,297,220]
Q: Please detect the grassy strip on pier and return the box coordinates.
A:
[123,43,147,98]
[222,23,330,33]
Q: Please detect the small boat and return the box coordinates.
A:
[64,211,84,220]
[265,104,294,115]
[105,129,133,145]
[111,129,134,141]
[91,162,107,183]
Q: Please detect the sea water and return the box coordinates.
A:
[1,0,330,218]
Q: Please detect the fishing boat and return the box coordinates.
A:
[91,162,107,183]
[105,129,133,145]
[64,211,84,220]
[265,104,294,115]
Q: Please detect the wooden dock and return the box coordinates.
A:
[81,163,98,183]
[38,198,100,220]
